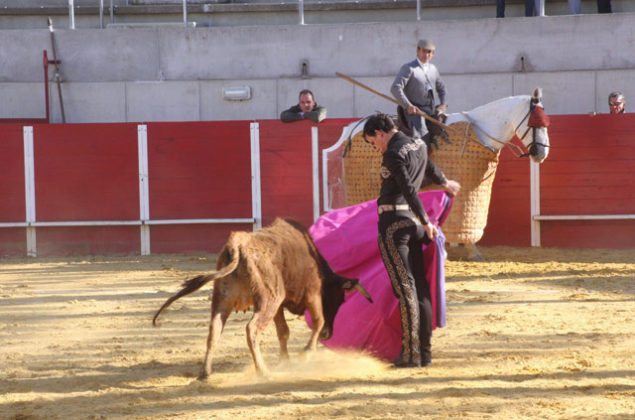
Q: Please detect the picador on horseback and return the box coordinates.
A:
[391,39,449,151]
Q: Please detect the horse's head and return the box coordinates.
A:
[516,88,550,164]
[446,89,551,163]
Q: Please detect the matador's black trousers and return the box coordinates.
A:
[378,210,432,366]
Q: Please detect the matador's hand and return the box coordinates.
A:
[424,222,438,240]
[442,180,461,196]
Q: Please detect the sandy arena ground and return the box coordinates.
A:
[1,246,633,419]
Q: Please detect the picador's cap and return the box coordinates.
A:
[417,39,436,51]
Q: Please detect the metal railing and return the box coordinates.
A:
[65,0,193,29]
[62,0,548,30]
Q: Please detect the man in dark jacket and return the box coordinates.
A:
[280,89,327,123]
[363,113,460,368]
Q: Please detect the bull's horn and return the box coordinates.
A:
[354,283,373,304]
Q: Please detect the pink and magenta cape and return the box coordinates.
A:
[307,191,453,361]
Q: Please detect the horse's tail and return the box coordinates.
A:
[152,238,241,326]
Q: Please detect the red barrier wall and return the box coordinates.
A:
[481,113,635,248]
[259,120,315,228]
[479,145,532,247]
[0,125,27,255]
[146,121,252,253]
[1,115,633,257]
[259,118,356,228]
[32,124,140,256]
[537,114,635,248]
[34,123,139,222]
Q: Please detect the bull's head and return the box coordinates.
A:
[320,274,372,341]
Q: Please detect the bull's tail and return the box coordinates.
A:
[152,239,241,326]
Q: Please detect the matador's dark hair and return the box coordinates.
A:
[362,113,395,139]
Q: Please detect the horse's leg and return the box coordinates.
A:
[465,242,484,261]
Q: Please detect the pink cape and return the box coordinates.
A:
[307,191,453,361]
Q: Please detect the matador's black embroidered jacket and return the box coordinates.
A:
[377,131,447,225]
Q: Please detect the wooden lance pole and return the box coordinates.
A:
[335,72,460,135]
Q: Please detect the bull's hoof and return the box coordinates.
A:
[197,371,211,381]
[254,368,272,380]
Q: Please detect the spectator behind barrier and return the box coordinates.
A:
[608,91,625,114]
[280,89,327,123]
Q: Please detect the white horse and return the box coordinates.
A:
[323,88,551,260]
[444,87,550,163]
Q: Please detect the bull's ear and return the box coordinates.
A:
[341,278,373,304]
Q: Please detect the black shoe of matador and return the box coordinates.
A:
[390,357,422,368]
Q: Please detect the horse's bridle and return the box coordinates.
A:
[516,99,550,158]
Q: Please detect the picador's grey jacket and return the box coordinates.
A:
[391,59,446,113]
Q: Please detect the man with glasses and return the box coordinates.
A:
[608,92,626,114]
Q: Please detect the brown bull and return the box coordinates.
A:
[153,218,372,378]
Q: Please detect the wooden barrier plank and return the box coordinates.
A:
[36,226,139,256]
[540,220,635,249]
[1,125,31,255]
[146,121,252,220]
[480,152,531,246]
[34,123,139,221]
[28,123,139,255]
[259,120,315,228]
[538,114,635,247]
[150,224,245,254]
[0,228,26,256]
[0,125,27,222]
[146,121,253,253]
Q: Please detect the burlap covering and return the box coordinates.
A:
[341,131,382,206]
[342,121,500,244]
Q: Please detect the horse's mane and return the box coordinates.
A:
[446,95,531,125]
[444,94,534,151]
